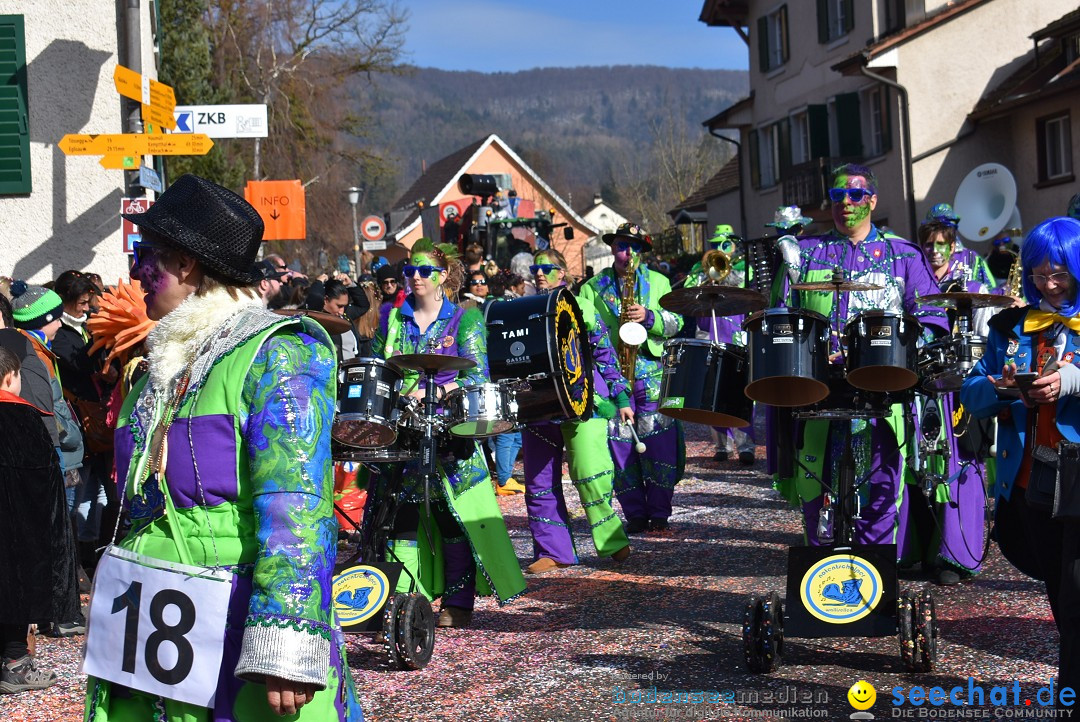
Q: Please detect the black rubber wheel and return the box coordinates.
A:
[916,588,937,672]
[395,593,436,670]
[382,592,407,669]
[897,589,918,671]
[742,595,766,673]
[757,591,783,672]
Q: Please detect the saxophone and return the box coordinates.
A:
[617,252,647,382]
[1005,248,1023,297]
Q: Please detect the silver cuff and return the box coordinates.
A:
[234,622,331,688]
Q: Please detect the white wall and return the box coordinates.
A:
[0,1,156,285]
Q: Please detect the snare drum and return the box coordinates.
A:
[917,334,986,393]
[659,339,751,427]
[743,308,830,407]
[333,358,404,448]
[844,311,921,393]
[444,383,515,437]
[486,287,594,423]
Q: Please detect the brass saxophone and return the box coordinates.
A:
[617,252,646,382]
[1005,248,1023,297]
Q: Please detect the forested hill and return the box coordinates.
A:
[354,65,748,208]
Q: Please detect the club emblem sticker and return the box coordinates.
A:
[800,554,883,624]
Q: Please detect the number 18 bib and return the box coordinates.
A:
[83,547,233,708]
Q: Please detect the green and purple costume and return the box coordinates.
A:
[84,297,361,722]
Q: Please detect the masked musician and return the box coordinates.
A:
[913,212,995,585]
[579,223,684,533]
[84,175,362,720]
[520,249,633,573]
[684,224,756,465]
[962,216,1080,696]
[372,239,525,628]
[773,164,949,554]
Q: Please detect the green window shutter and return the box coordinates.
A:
[757,16,769,71]
[880,89,893,154]
[843,0,855,33]
[749,129,761,189]
[778,118,792,179]
[817,0,830,43]
[836,92,863,158]
[808,104,829,158]
[0,15,29,195]
[780,5,790,64]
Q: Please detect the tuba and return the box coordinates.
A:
[617,251,647,382]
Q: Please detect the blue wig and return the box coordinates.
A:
[1020,216,1080,314]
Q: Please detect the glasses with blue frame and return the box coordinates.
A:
[131,240,165,268]
[828,187,874,204]
[403,264,444,279]
[615,240,644,253]
[529,263,562,275]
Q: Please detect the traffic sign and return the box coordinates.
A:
[141,103,176,132]
[362,240,387,252]
[121,198,154,253]
[59,133,214,156]
[171,105,268,138]
[100,154,141,170]
[138,165,163,192]
[360,215,386,242]
[244,180,306,241]
[114,65,176,110]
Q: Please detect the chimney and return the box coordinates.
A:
[593,192,602,206]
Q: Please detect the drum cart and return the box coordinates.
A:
[740,274,944,675]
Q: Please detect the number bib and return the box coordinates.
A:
[84,547,233,708]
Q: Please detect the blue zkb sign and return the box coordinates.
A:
[174,111,194,133]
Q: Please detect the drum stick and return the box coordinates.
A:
[625,421,647,454]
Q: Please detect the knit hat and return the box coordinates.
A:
[120,174,264,284]
[10,281,64,330]
[376,264,399,283]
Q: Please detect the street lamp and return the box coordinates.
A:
[346,186,362,277]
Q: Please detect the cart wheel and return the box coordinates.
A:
[742,596,766,673]
[759,591,784,672]
[915,589,937,672]
[395,593,436,670]
[897,589,918,671]
[382,592,406,669]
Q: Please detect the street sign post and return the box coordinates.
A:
[138,165,163,192]
[362,240,387,252]
[59,133,214,156]
[172,105,268,138]
[113,65,176,130]
[100,154,141,170]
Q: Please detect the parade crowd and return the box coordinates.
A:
[2,169,1080,722]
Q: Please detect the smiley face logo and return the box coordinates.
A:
[847,680,876,710]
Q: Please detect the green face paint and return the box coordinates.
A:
[830,174,874,231]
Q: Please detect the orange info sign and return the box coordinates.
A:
[244,180,306,241]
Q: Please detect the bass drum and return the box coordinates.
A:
[659,339,751,428]
[486,287,594,424]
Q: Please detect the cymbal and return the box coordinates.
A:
[389,353,477,374]
[916,292,1014,309]
[659,285,768,317]
[792,280,884,292]
[274,308,352,335]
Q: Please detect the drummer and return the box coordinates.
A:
[579,223,685,533]
[371,238,525,628]
[685,223,756,465]
[520,249,633,573]
[911,212,996,585]
[772,163,949,554]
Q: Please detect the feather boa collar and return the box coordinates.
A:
[145,287,263,392]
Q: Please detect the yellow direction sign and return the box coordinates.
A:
[100,154,141,170]
[114,65,176,111]
[58,133,214,156]
[141,103,175,132]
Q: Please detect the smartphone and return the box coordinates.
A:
[1014,372,1039,403]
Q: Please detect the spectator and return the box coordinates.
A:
[376,263,405,308]
[459,270,490,310]
[306,276,370,361]
[509,241,536,296]
[0,346,80,695]
[253,259,288,308]
[464,242,485,274]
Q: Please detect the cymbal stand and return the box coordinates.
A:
[419,368,440,521]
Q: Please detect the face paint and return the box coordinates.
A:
[830,174,875,231]
[534,254,563,289]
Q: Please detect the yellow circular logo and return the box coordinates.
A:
[555,294,591,418]
[848,680,877,710]
[332,565,391,626]
[799,554,883,624]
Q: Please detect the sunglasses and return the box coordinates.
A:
[529,264,562,275]
[380,278,398,285]
[828,187,874,204]
[131,240,164,268]
[469,279,488,286]
[615,240,644,253]
[403,265,444,279]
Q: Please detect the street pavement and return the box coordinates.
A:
[1,424,1059,721]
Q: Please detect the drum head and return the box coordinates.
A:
[550,287,594,420]
[921,372,963,394]
[664,407,752,428]
[449,419,515,437]
[847,366,919,393]
[333,416,398,448]
[744,377,829,407]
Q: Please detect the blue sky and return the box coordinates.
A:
[399,0,748,72]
